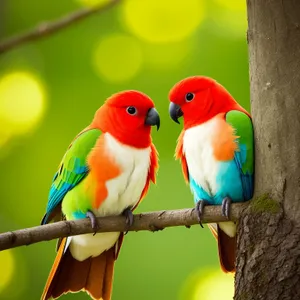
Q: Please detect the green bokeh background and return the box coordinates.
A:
[0,1,249,299]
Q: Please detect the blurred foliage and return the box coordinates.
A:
[0,0,249,299]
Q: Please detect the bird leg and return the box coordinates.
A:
[221,197,232,219]
[122,207,134,234]
[195,200,208,228]
[86,210,99,236]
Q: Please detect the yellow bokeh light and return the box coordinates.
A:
[180,267,234,300]
[210,0,247,38]
[121,0,205,44]
[0,71,46,135]
[75,0,110,8]
[143,39,193,70]
[92,34,143,83]
[193,269,234,300]
[0,250,15,293]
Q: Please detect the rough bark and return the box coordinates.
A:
[235,1,300,299]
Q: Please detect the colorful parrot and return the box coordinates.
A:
[41,90,160,300]
[168,76,254,272]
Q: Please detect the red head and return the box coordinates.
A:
[92,90,160,148]
[168,76,247,129]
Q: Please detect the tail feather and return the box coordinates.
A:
[42,237,67,300]
[207,223,218,240]
[85,254,106,299]
[51,250,91,298]
[102,249,114,300]
[217,225,236,273]
[207,223,236,273]
[41,238,115,300]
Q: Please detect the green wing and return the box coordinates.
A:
[41,129,101,224]
[225,110,254,200]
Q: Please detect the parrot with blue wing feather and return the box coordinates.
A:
[168,76,254,272]
[41,90,160,299]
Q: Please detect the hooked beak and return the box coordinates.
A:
[145,107,160,131]
[169,102,183,124]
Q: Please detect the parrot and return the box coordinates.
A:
[40,90,160,300]
[168,76,254,272]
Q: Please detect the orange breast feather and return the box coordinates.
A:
[87,135,121,209]
[212,114,239,161]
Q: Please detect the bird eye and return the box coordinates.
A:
[126,106,137,115]
[185,93,194,102]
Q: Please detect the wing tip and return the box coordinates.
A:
[41,213,49,225]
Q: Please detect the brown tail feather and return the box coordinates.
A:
[86,248,115,300]
[217,225,236,273]
[102,249,115,300]
[41,238,115,300]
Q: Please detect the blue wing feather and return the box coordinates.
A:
[234,144,253,200]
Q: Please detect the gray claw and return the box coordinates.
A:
[195,200,207,228]
[123,207,134,234]
[222,197,232,219]
[86,210,99,236]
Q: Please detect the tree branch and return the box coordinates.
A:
[0,0,120,54]
[0,203,248,251]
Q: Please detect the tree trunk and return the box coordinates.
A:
[234,1,300,299]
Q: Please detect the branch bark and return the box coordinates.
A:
[0,203,247,251]
[0,0,120,54]
[235,1,300,299]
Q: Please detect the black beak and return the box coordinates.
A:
[169,102,183,124]
[145,108,160,131]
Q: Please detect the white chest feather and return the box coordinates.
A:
[70,133,151,261]
[183,118,220,196]
[98,133,151,216]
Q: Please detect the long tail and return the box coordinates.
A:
[41,238,115,300]
[207,223,236,273]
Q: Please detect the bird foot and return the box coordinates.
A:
[123,207,134,234]
[221,197,232,219]
[86,210,99,236]
[195,200,208,228]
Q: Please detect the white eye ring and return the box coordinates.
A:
[126,106,137,115]
[185,93,195,102]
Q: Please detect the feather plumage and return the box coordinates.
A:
[177,111,254,272]
[41,90,159,300]
[41,237,116,300]
[169,76,254,273]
